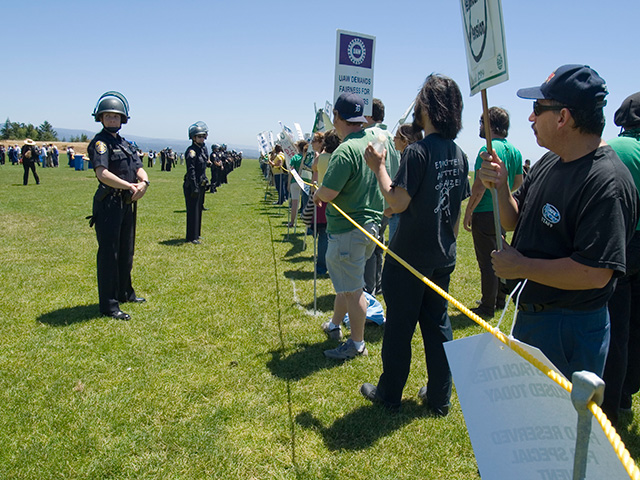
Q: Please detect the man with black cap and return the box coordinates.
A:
[601,92,640,424]
[313,92,384,360]
[479,65,639,379]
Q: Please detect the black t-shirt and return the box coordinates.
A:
[511,145,639,309]
[388,133,470,273]
[88,129,143,184]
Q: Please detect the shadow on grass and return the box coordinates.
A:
[267,341,345,381]
[615,412,640,460]
[295,400,433,451]
[172,209,187,213]
[159,238,190,246]
[303,293,335,313]
[38,304,101,326]
[450,312,481,331]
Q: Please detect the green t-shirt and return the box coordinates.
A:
[289,154,302,172]
[608,130,640,230]
[322,129,384,234]
[474,138,523,213]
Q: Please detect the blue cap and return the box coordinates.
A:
[517,64,608,109]
[334,93,367,123]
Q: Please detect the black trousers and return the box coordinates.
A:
[376,262,454,409]
[471,211,506,312]
[22,162,40,185]
[184,184,204,241]
[93,192,137,315]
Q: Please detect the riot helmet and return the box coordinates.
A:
[92,91,130,124]
[188,121,209,140]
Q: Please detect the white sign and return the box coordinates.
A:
[459,0,509,95]
[445,333,629,480]
[334,30,376,116]
[276,130,297,164]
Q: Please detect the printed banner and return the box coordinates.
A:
[444,333,629,479]
[459,0,509,95]
[276,130,297,164]
[334,30,376,116]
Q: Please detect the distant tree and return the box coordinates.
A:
[37,121,58,141]
[0,118,11,139]
[24,124,38,140]
[79,134,88,142]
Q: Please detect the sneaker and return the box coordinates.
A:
[324,339,367,360]
[418,386,449,417]
[321,321,343,341]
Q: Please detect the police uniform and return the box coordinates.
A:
[88,129,144,316]
[184,142,209,242]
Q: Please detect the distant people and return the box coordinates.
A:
[147,150,154,168]
[88,91,149,321]
[184,121,210,244]
[21,139,41,185]
[0,145,5,165]
[51,144,59,167]
[522,159,531,177]
[478,64,639,379]
[601,91,640,425]
[67,146,75,167]
[360,74,469,414]
[313,92,384,360]
[287,140,307,227]
[363,98,400,297]
[463,107,523,318]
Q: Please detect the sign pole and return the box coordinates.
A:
[481,89,503,252]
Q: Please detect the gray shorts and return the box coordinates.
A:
[326,223,378,293]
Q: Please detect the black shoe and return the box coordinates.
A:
[361,383,400,411]
[496,301,506,310]
[470,306,494,318]
[418,386,449,417]
[130,297,146,304]
[202,207,209,211]
[188,239,201,244]
[107,310,131,321]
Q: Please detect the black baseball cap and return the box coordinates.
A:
[517,64,608,109]
[614,92,640,129]
[334,93,367,123]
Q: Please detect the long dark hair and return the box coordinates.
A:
[413,74,463,140]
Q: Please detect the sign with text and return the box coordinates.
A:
[445,333,628,479]
[276,130,297,164]
[459,0,509,95]
[334,30,376,116]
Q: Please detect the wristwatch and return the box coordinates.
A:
[143,180,150,186]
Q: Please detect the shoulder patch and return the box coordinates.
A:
[96,141,107,155]
[189,150,196,158]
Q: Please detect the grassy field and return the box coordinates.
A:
[1,159,639,479]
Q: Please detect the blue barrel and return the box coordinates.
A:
[74,154,84,171]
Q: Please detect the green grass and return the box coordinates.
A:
[1,160,639,479]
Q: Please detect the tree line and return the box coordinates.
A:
[1,118,61,142]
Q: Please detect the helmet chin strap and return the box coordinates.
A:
[104,125,121,134]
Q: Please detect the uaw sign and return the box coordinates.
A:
[334,30,376,116]
[445,333,630,479]
[459,0,508,95]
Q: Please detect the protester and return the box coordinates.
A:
[21,139,40,185]
[463,107,523,317]
[360,74,469,414]
[601,91,640,425]
[287,140,307,227]
[183,121,210,244]
[313,92,384,360]
[478,64,639,379]
[88,91,149,321]
[268,145,287,205]
[363,98,400,297]
[522,159,531,177]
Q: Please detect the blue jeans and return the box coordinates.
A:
[388,213,400,243]
[513,306,610,378]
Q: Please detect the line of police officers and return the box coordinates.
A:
[88,91,241,320]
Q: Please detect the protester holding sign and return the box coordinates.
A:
[478,65,639,379]
[268,145,287,205]
[360,74,470,414]
[313,93,384,360]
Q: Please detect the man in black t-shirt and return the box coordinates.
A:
[479,65,639,379]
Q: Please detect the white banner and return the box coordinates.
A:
[459,0,509,95]
[334,30,376,116]
[276,130,297,164]
[445,333,628,479]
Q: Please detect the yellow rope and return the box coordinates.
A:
[275,176,639,479]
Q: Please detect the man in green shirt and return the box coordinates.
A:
[314,93,384,360]
[463,107,522,317]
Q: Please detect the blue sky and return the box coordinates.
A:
[2,0,637,162]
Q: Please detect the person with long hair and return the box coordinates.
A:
[360,74,470,414]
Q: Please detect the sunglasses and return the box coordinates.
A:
[533,101,568,116]
[196,134,207,139]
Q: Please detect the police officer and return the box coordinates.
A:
[88,91,149,321]
[184,121,210,244]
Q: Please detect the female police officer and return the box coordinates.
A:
[88,91,149,320]
[184,121,210,244]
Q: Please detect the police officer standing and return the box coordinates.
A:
[184,121,210,244]
[88,91,149,321]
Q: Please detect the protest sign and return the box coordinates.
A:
[445,333,629,480]
[459,0,509,95]
[334,30,376,116]
[276,130,297,164]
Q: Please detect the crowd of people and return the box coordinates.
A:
[263,66,640,425]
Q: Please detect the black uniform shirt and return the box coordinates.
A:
[88,129,143,184]
[184,143,209,190]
